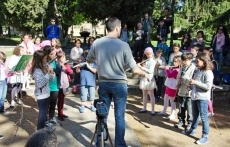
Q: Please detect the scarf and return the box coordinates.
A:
[216,33,225,46]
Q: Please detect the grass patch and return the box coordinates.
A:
[0,37,20,46]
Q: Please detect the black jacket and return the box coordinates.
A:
[157,25,168,38]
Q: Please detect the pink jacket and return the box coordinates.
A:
[34,44,41,51]
[19,42,34,54]
[164,66,179,90]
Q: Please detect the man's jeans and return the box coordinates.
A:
[191,100,209,137]
[214,52,223,76]
[96,82,128,147]
[0,80,7,111]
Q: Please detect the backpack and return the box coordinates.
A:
[222,74,230,85]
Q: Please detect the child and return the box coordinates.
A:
[43,46,62,126]
[190,44,203,63]
[174,52,196,128]
[156,38,170,63]
[154,49,166,102]
[85,37,95,51]
[191,31,206,48]
[31,50,55,131]
[76,50,97,113]
[137,47,156,115]
[181,33,192,53]
[157,18,168,44]
[0,52,7,113]
[8,46,24,108]
[168,43,182,66]
[182,53,214,145]
[51,38,62,53]
[70,39,83,90]
[56,51,73,121]
[158,56,181,120]
[19,34,34,55]
[34,37,41,51]
[203,47,217,117]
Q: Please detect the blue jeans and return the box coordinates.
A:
[37,98,49,130]
[80,86,95,101]
[96,82,128,147]
[214,52,223,76]
[0,80,7,111]
[191,100,209,138]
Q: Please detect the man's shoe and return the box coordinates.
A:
[196,137,208,145]
[49,117,62,126]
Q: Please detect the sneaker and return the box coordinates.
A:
[174,121,185,128]
[17,99,23,105]
[49,117,62,126]
[187,123,192,130]
[196,137,208,145]
[0,135,4,140]
[157,111,167,116]
[79,106,85,113]
[208,113,214,117]
[9,106,14,109]
[166,115,175,120]
[90,105,96,112]
[182,129,196,135]
[44,122,55,132]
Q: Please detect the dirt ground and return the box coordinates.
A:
[0,92,230,147]
[126,95,230,147]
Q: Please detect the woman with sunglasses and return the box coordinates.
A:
[210,25,229,77]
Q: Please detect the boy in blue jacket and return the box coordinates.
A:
[46,19,60,39]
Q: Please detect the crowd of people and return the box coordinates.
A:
[0,9,229,146]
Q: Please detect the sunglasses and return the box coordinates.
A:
[219,28,223,30]
[51,21,55,22]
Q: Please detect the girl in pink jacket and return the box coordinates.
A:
[158,55,181,120]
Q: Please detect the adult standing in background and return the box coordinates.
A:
[46,18,60,40]
[141,13,154,43]
[210,25,229,76]
[119,23,130,43]
[159,7,172,36]
[86,17,150,147]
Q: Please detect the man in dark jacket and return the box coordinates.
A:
[46,18,60,40]
[159,7,172,35]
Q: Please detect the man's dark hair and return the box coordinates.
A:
[106,17,121,32]
[25,130,57,147]
[181,52,193,60]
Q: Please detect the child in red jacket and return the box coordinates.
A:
[57,51,73,121]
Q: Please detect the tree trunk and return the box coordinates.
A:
[62,24,69,39]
